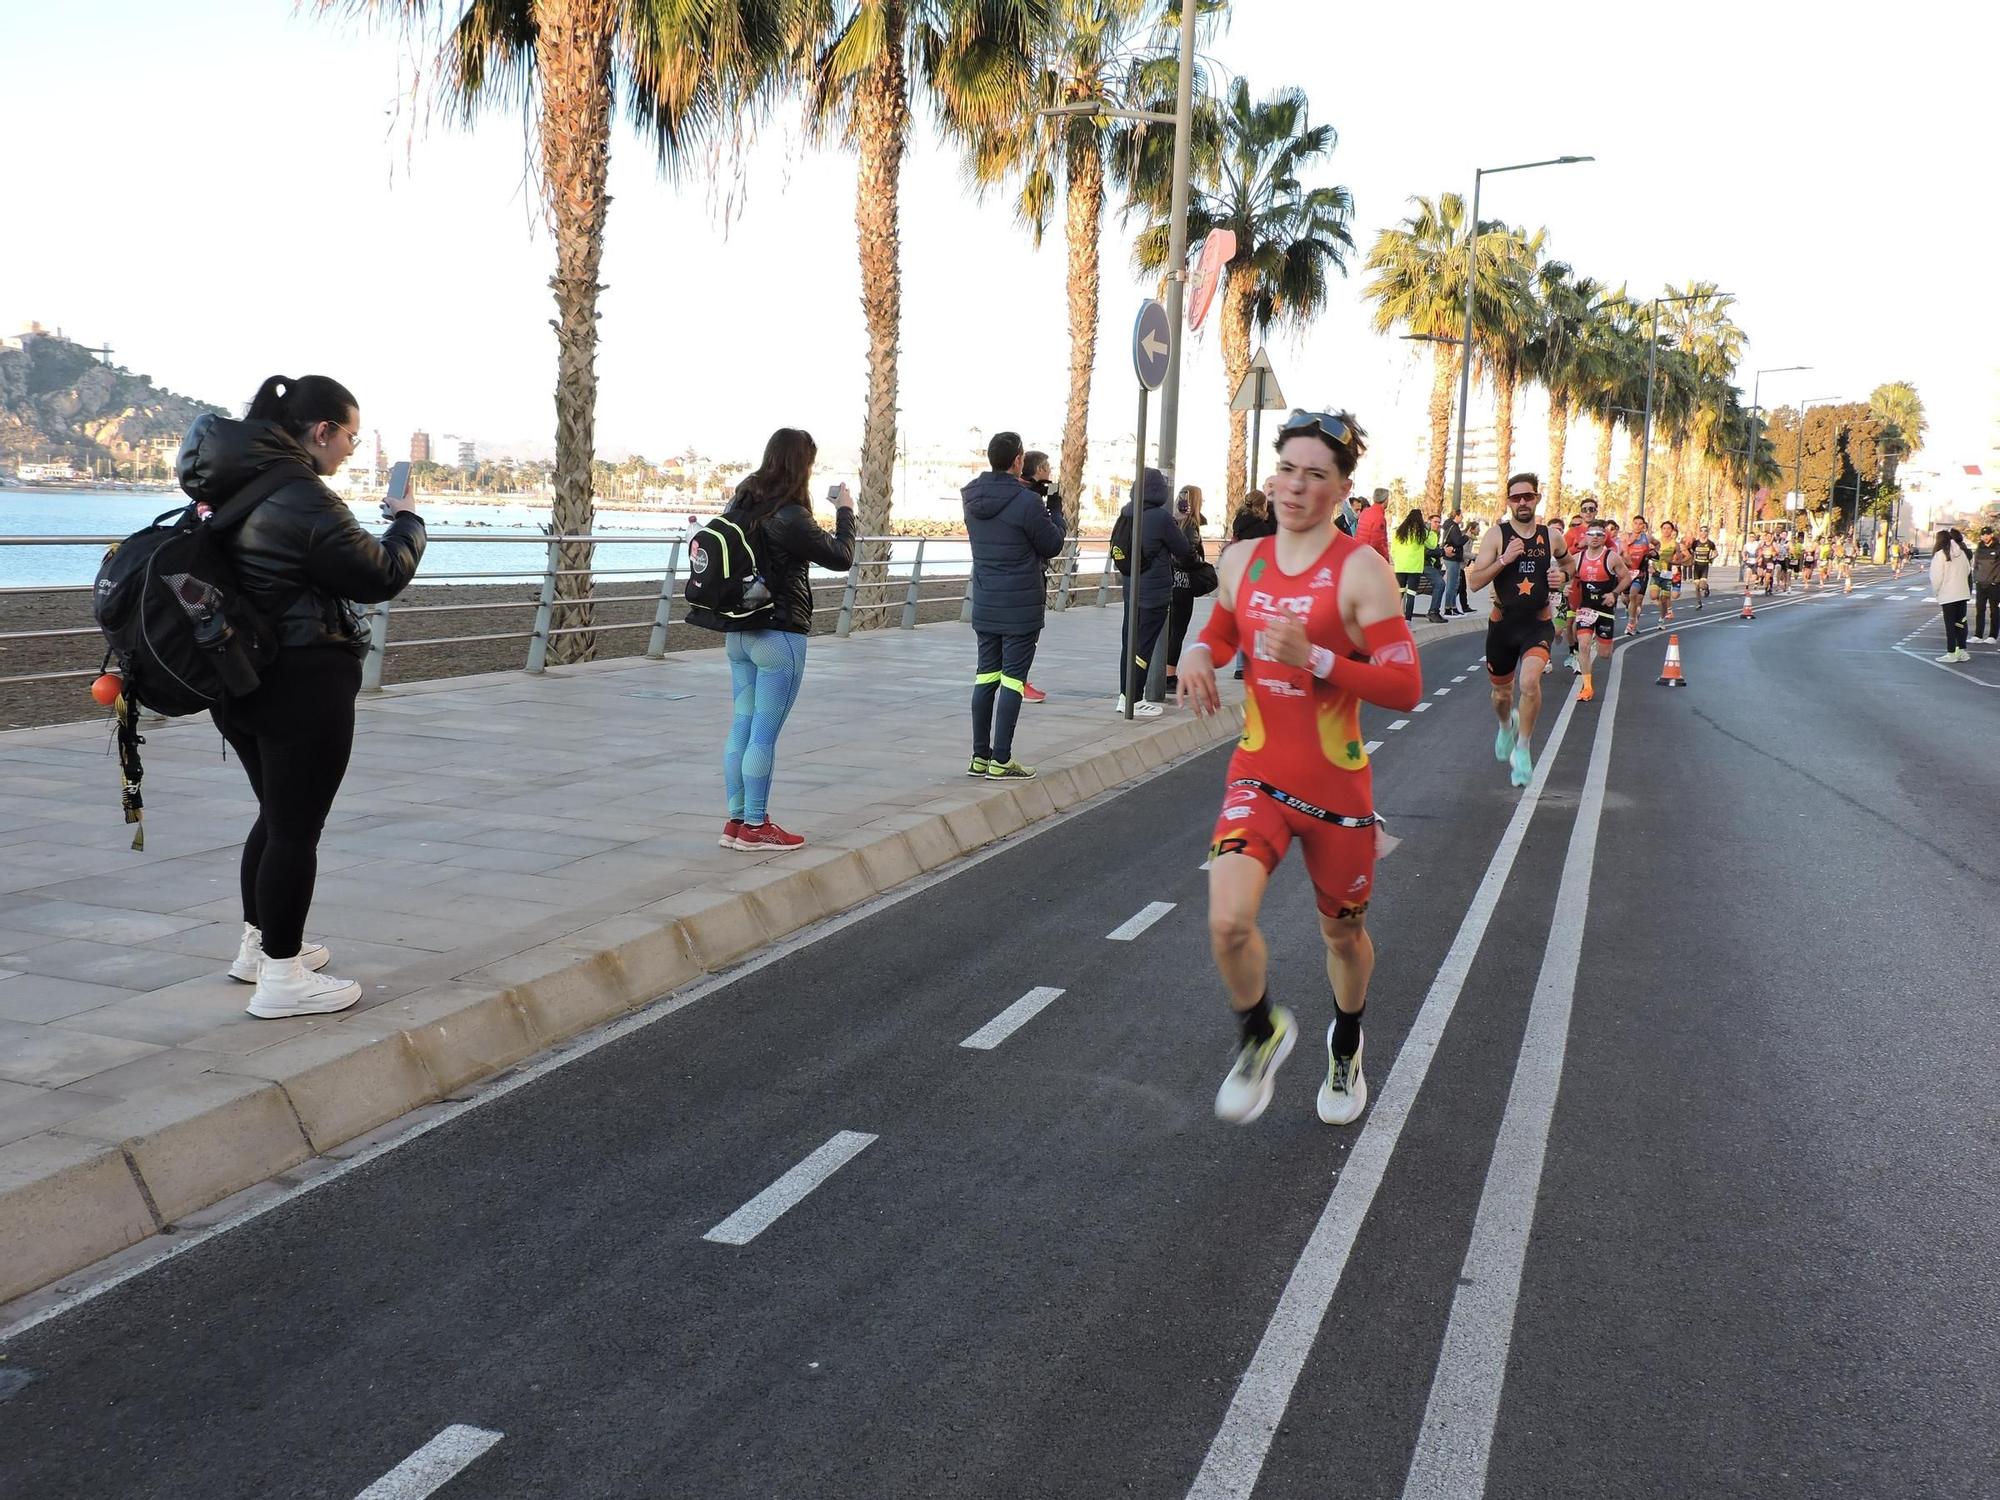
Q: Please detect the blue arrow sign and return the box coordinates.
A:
[1132,300,1171,391]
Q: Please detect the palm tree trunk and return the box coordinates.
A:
[852,0,909,629]
[1058,137,1104,534]
[1425,344,1456,509]
[1547,400,1569,513]
[1494,367,1516,495]
[536,0,616,665]
[1220,264,1256,504]
[1594,415,1615,498]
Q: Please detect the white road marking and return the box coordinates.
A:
[1184,689,1583,1500]
[1891,644,1999,688]
[1107,901,1176,941]
[960,987,1067,1050]
[1433,687,1451,697]
[1389,718,1411,731]
[1363,740,1383,754]
[1451,675,1467,683]
[1400,637,1625,1499]
[703,1131,877,1246]
[1413,702,1432,713]
[355,1426,503,1500]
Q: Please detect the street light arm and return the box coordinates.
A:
[1481,154,1597,176]
[1035,102,1177,124]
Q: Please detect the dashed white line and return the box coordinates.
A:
[960,987,1067,1050]
[355,1426,503,1500]
[1389,718,1411,731]
[1451,675,1467,683]
[1363,740,1383,754]
[1413,702,1432,713]
[703,1131,877,1246]
[1433,687,1451,697]
[1107,901,1176,941]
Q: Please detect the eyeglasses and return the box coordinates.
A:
[1508,491,1539,503]
[1277,408,1354,446]
[1580,503,1598,512]
[327,423,360,446]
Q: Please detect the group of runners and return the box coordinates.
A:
[1744,530,1862,594]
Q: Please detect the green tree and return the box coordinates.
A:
[1472,226,1544,492]
[1869,380,1927,490]
[1129,78,1353,503]
[320,0,801,661]
[1578,288,1647,501]
[1523,264,1607,512]
[1364,192,1519,508]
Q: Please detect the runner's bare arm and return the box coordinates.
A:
[1465,523,1514,592]
[1321,547,1423,711]
[1177,542,1254,715]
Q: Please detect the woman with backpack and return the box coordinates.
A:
[177,375,426,1019]
[685,428,855,851]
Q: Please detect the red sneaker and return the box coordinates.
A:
[720,818,744,849]
[1021,682,1047,704]
[734,819,805,851]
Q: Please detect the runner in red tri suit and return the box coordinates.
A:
[1571,522,1632,702]
[1178,410,1420,1129]
[1561,495,1602,671]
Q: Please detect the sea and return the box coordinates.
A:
[0,490,997,590]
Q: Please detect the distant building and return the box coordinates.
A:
[410,431,432,463]
[17,460,79,482]
[457,439,476,471]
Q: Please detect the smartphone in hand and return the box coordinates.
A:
[380,462,412,521]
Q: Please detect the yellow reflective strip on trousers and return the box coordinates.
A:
[999,675,1025,693]
[975,671,1002,684]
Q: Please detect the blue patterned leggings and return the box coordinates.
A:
[724,630,808,823]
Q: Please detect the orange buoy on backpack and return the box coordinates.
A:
[1740,590,1755,621]
[90,672,124,707]
[1657,634,1688,687]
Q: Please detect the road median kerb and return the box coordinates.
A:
[0,697,1244,1310]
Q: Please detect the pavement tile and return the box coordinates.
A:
[2,900,214,945]
[0,1020,165,1087]
[0,938,222,990]
[0,1083,121,1149]
[0,973,146,1023]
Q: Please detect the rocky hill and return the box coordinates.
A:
[0,325,226,474]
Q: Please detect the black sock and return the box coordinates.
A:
[1331,1003,1364,1059]
[1239,995,1274,1044]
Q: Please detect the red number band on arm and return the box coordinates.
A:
[1326,615,1423,710]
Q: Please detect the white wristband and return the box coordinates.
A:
[1308,645,1336,680]
[1182,642,1212,660]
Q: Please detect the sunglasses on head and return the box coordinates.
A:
[1277,408,1354,446]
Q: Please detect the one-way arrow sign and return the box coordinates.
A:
[1230,346,1287,413]
[1132,300,1172,391]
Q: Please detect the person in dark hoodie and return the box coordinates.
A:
[963,431,1066,778]
[685,427,855,850]
[1117,466,1194,719]
[177,375,425,1020]
[1973,524,2000,643]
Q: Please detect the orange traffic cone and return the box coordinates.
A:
[1657,634,1688,687]
[1740,590,1755,621]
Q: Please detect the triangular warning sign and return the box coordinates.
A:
[1231,348,1286,413]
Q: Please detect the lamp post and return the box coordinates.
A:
[1636,289,1731,524]
[1737,364,1811,577]
[1449,155,1593,514]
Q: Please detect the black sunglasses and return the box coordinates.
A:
[1277,408,1354,446]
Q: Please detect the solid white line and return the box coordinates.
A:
[355,1426,503,1500]
[1107,901,1176,941]
[703,1131,877,1246]
[960,987,1067,1050]
[1413,702,1432,713]
[1399,637,1626,1500]
[1891,644,1999,689]
[1184,688,1582,1500]
[1389,718,1411,731]
[1363,740,1383,755]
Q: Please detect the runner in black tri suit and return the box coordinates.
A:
[1466,471,1570,788]
[1686,525,1718,608]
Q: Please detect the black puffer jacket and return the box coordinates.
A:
[1119,468,1194,607]
[963,470,1066,635]
[686,492,855,634]
[177,416,425,653]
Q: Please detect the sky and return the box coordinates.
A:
[3,0,1993,511]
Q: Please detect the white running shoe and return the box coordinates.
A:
[1509,740,1534,788]
[228,923,330,984]
[1494,710,1519,763]
[246,955,361,1019]
[1215,1006,1297,1125]
[1115,695,1166,720]
[1316,1028,1368,1126]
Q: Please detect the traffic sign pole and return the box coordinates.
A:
[1126,385,1148,721]
[1249,370,1268,491]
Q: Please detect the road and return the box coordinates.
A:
[2,572,1994,1500]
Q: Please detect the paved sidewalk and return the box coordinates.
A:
[0,599,1483,1306]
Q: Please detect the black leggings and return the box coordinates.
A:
[1165,587,1196,673]
[212,648,362,959]
[1941,600,1969,654]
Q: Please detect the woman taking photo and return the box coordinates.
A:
[687,428,855,851]
[1391,505,1437,621]
[177,375,426,1018]
[1930,526,1973,662]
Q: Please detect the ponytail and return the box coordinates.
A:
[245,373,358,443]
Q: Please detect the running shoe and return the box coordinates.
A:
[1578,679,1595,703]
[1566,651,1580,674]
[1495,710,1519,763]
[966,757,990,777]
[1316,1029,1367,1126]
[1021,683,1048,704]
[1509,740,1534,788]
[719,818,745,848]
[1115,695,1166,720]
[985,758,1036,780]
[734,819,805,851]
[1215,1006,1297,1125]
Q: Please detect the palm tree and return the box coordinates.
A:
[1364,192,1519,508]
[1524,265,1607,513]
[968,0,1169,524]
[805,0,1044,618]
[1128,79,1353,503]
[1869,380,1927,488]
[1654,281,1742,525]
[1472,226,1544,493]
[320,0,803,662]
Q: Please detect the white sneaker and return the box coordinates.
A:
[246,955,361,1019]
[228,923,330,984]
[1937,651,1961,663]
[1316,1028,1368,1125]
[1215,1006,1297,1125]
[1115,695,1166,720]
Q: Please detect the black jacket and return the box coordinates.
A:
[1441,517,1467,564]
[963,471,1066,635]
[177,416,425,654]
[1120,468,1194,607]
[1232,505,1278,543]
[687,492,855,634]
[1974,539,2000,589]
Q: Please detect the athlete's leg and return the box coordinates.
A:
[1208,852,1271,1012]
[1516,649,1548,742]
[1320,907,1373,1026]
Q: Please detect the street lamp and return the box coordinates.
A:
[1736,364,1811,577]
[1450,154,1594,513]
[1636,290,1731,521]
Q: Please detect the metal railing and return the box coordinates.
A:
[0,530,1125,694]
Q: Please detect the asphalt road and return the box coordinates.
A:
[2,570,1993,1500]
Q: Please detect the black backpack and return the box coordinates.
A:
[1109,509,1136,577]
[91,464,303,717]
[683,513,774,625]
